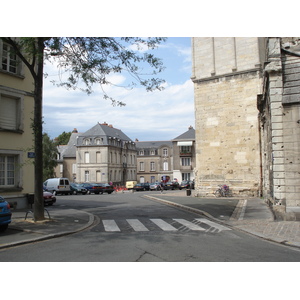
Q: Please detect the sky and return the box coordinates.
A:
[42,37,194,142]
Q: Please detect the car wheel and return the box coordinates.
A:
[0,224,8,232]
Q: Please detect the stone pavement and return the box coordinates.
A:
[144,189,300,249]
[0,207,94,249]
[1,190,300,250]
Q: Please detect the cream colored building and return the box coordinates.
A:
[0,39,34,208]
[172,126,195,182]
[136,140,173,183]
[56,123,137,185]
[192,37,266,196]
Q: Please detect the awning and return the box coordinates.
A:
[177,141,193,146]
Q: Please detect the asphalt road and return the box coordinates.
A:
[1,190,300,262]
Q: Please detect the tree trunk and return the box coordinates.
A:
[33,38,45,221]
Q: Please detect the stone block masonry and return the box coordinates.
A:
[192,37,265,197]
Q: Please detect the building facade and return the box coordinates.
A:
[136,141,173,183]
[172,126,195,182]
[192,36,300,218]
[192,37,265,196]
[56,123,137,185]
[258,37,300,218]
[0,39,35,208]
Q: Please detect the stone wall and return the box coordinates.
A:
[192,37,264,196]
[194,72,262,196]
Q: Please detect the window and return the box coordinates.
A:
[85,171,90,182]
[1,43,17,74]
[139,150,144,156]
[83,138,90,145]
[96,152,101,163]
[182,173,191,181]
[0,155,16,186]
[84,152,90,163]
[0,94,21,131]
[181,146,191,153]
[150,162,155,171]
[150,150,155,155]
[95,138,103,145]
[72,164,77,174]
[181,158,191,166]
[163,161,168,171]
[163,148,168,156]
[139,162,144,171]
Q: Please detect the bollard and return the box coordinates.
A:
[186,189,191,196]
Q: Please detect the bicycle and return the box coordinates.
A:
[214,184,232,197]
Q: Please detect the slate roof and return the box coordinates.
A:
[82,123,132,140]
[76,123,133,147]
[135,141,173,149]
[63,132,81,158]
[173,127,195,140]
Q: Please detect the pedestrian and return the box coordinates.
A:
[160,182,164,193]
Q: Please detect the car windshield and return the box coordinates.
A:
[0,196,5,203]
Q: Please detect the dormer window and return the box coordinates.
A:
[95,138,103,145]
[83,138,90,145]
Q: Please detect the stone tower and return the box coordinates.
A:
[192,37,266,196]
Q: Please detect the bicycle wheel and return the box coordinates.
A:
[214,189,222,197]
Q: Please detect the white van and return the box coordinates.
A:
[125,181,137,190]
[44,178,71,195]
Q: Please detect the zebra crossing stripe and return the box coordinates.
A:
[126,219,149,231]
[103,220,121,232]
[195,218,231,231]
[150,219,178,231]
[173,219,205,231]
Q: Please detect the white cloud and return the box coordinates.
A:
[42,40,195,141]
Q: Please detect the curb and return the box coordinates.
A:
[143,195,300,249]
[0,211,95,250]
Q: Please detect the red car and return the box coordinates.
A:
[43,191,56,206]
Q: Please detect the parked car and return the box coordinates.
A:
[133,183,150,191]
[179,181,191,190]
[163,181,179,190]
[0,196,12,232]
[125,181,137,190]
[98,183,115,194]
[142,183,150,190]
[70,183,87,195]
[43,190,56,206]
[150,182,161,191]
[44,177,71,195]
[81,183,103,194]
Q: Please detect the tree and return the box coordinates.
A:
[1,37,166,220]
[54,131,72,146]
[43,133,58,182]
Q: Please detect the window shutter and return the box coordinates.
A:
[0,96,17,130]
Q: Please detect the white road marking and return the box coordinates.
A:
[195,218,231,231]
[239,200,247,220]
[126,219,149,231]
[103,220,121,232]
[150,219,178,231]
[173,219,205,231]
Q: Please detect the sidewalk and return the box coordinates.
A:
[1,190,300,250]
[0,207,94,249]
[144,189,300,248]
